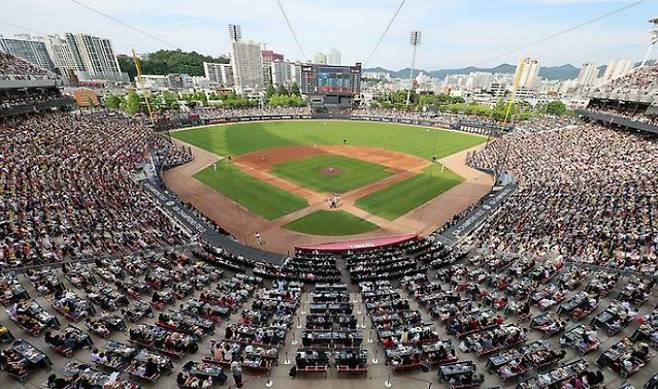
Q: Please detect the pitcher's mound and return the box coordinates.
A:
[320,167,343,177]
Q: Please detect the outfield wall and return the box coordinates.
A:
[159,114,510,137]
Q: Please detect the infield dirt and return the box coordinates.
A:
[163,141,492,253]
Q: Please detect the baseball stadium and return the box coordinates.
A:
[166,119,490,252]
[1,2,658,389]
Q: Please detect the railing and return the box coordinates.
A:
[587,90,657,105]
[0,77,59,90]
[576,110,658,134]
[0,96,75,118]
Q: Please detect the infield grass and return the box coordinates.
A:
[271,155,393,193]
[355,165,464,221]
[194,161,308,220]
[172,120,485,161]
[284,210,379,235]
[173,120,484,228]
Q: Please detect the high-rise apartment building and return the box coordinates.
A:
[0,34,56,72]
[261,50,284,87]
[576,63,599,86]
[601,59,633,82]
[327,49,341,65]
[228,25,264,92]
[272,60,299,86]
[42,34,84,75]
[41,33,122,81]
[514,57,540,90]
[204,62,234,86]
[466,72,493,90]
[66,33,122,80]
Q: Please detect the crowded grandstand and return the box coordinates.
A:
[0,23,657,389]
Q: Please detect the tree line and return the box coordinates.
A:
[372,90,570,120]
[117,50,230,81]
[103,83,309,116]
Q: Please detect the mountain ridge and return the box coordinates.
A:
[363,60,656,81]
[363,64,582,81]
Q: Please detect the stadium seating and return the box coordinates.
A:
[0,52,57,80]
[594,64,658,96]
[467,124,658,276]
[0,111,190,269]
[0,59,656,389]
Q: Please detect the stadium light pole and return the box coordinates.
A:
[640,18,658,67]
[406,31,422,106]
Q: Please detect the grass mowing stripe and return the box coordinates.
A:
[355,165,464,221]
[194,162,307,220]
[271,155,393,193]
[172,120,485,161]
[284,210,379,236]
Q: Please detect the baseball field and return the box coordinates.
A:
[168,120,488,243]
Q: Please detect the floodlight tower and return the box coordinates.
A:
[640,18,658,67]
[228,24,242,42]
[406,31,422,106]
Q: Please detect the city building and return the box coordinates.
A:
[601,59,633,82]
[362,71,391,80]
[416,72,431,85]
[135,74,168,90]
[0,34,56,72]
[41,33,124,82]
[261,49,284,87]
[272,60,299,86]
[67,33,123,81]
[261,50,284,64]
[228,25,264,92]
[192,76,219,89]
[166,73,194,90]
[327,49,341,65]
[42,34,83,76]
[313,52,327,64]
[444,74,468,88]
[489,81,509,98]
[203,62,234,86]
[514,57,540,90]
[465,72,493,90]
[576,63,599,87]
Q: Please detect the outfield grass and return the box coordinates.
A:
[284,210,379,235]
[172,120,485,161]
[355,165,464,221]
[271,154,393,193]
[173,121,484,230]
[194,162,308,220]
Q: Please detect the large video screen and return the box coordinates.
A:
[300,64,361,96]
[316,66,353,93]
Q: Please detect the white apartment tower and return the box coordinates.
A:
[272,60,298,86]
[327,49,341,65]
[601,59,633,82]
[43,35,84,74]
[228,25,264,92]
[0,34,56,72]
[42,33,122,81]
[466,72,493,90]
[514,58,540,90]
[68,33,122,80]
[204,62,234,86]
[576,63,599,86]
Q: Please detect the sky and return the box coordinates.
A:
[0,0,656,70]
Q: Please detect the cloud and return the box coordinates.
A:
[0,0,652,69]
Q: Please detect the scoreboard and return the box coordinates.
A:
[301,63,362,96]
